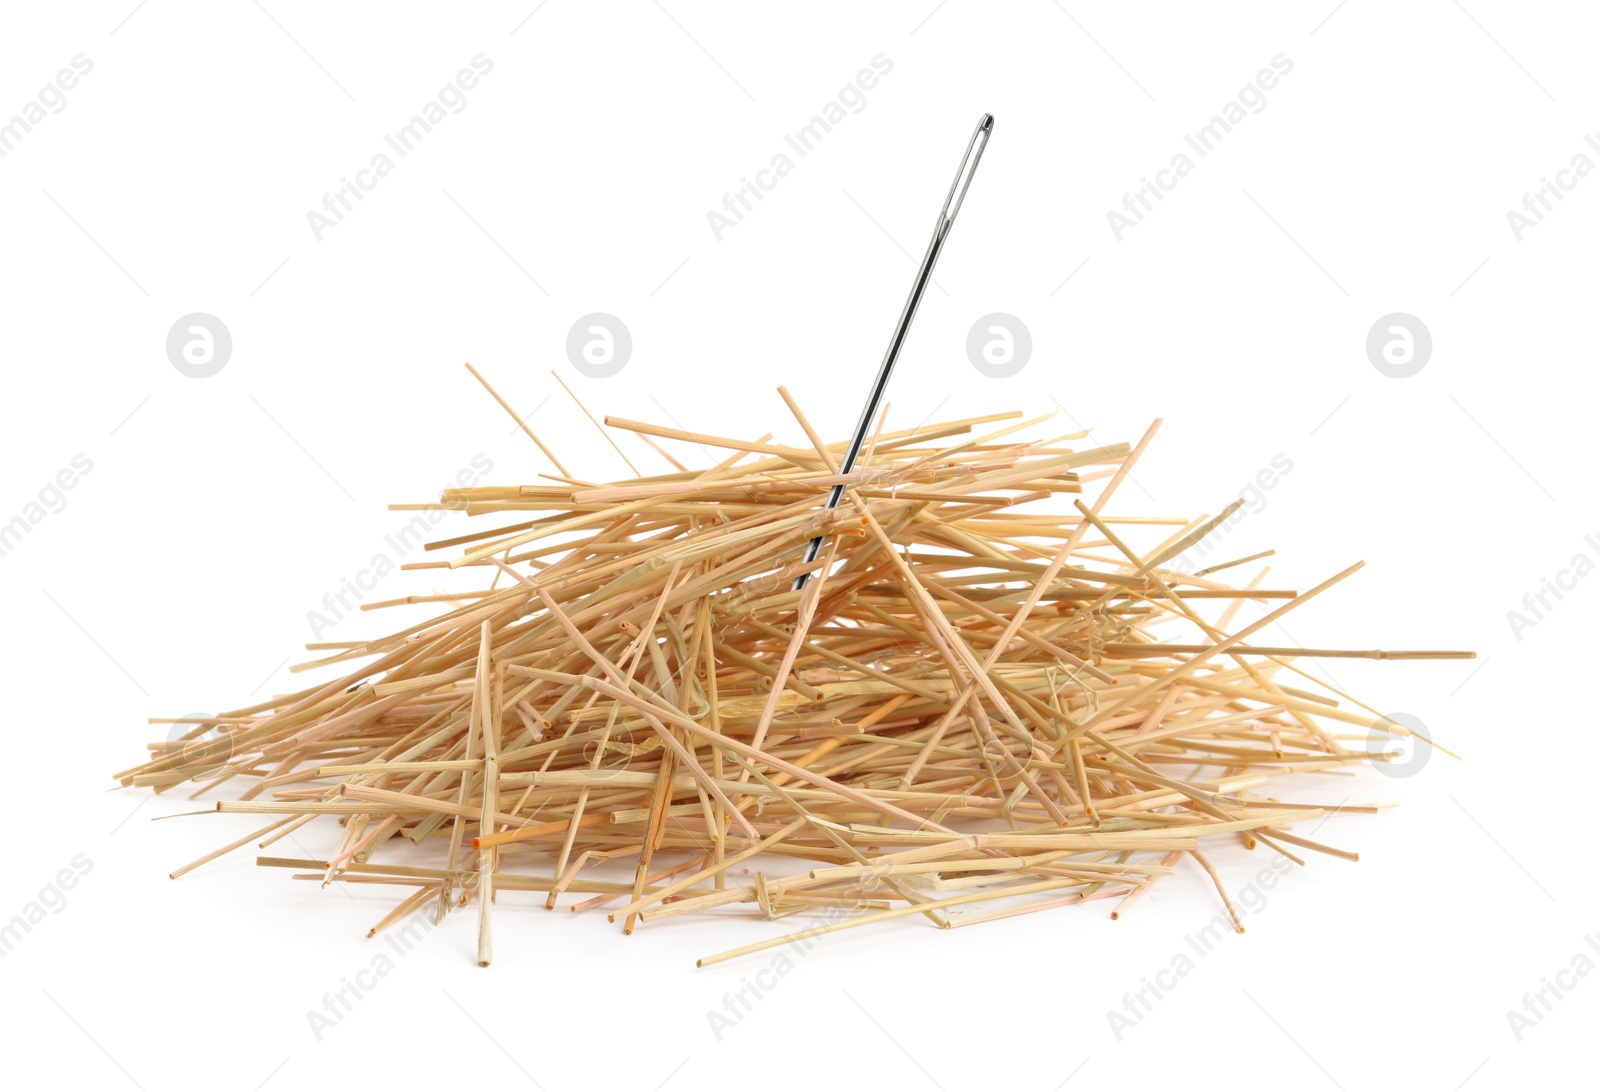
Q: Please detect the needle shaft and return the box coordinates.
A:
[794,113,995,591]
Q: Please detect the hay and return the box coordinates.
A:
[118,381,1469,966]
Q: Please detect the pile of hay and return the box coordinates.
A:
[118,396,1465,966]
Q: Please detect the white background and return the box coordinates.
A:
[0,2,1592,1089]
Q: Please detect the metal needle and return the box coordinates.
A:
[793,112,994,591]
